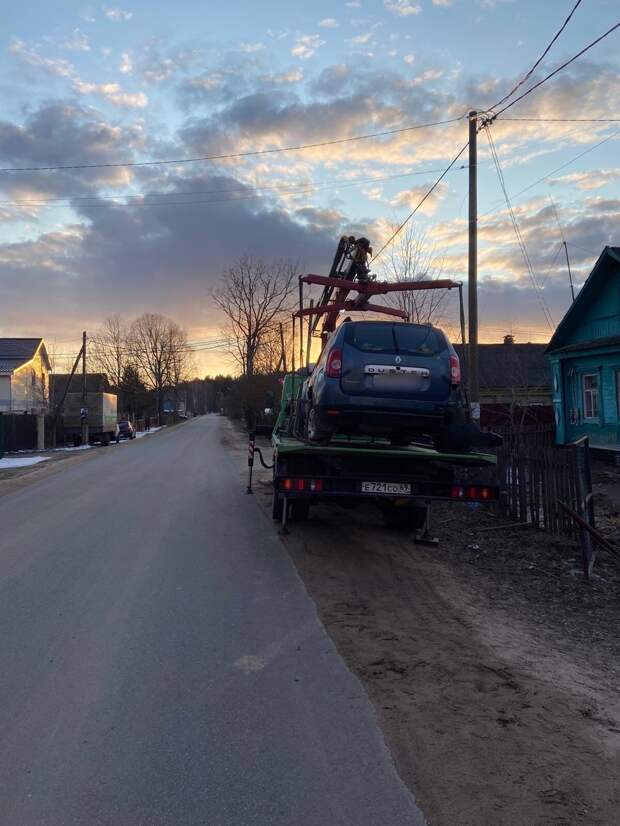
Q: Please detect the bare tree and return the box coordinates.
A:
[377,224,448,325]
[128,313,189,421]
[89,314,130,388]
[212,256,297,377]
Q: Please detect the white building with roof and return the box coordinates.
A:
[0,338,51,413]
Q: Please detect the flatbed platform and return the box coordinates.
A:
[273,433,497,467]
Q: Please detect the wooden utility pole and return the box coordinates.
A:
[81,330,89,446]
[468,110,479,420]
[563,241,576,302]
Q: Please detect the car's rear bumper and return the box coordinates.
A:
[315,404,448,435]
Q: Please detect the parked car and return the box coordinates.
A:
[118,419,136,440]
[300,319,466,449]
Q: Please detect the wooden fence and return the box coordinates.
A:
[495,444,581,537]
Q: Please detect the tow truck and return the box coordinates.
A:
[264,236,500,539]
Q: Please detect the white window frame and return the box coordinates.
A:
[582,373,599,420]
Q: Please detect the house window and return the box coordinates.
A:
[583,373,599,420]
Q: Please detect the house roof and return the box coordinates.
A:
[546,246,620,354]
[549,334,620,355]
[0,338,47,375]
[454,343,551,389]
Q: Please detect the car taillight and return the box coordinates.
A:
[326,348,343,378]
[449,354,461,386]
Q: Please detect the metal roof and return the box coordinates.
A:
[454,343,550,390]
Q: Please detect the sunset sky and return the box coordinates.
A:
[1,0,619,375]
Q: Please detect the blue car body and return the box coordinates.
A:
[302,320,462,442]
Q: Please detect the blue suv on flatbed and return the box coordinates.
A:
[301,320,464,449]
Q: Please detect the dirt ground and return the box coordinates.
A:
[224,419,620,826]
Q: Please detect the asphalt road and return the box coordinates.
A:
[0,416,424,826]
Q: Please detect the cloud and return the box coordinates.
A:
[73,79,148,108]
[10,38,74,79]
[403,53,415,65]
[262,68,304,85]
[548,169,620,191]
[62,29,90,52]
[384,0,421,16]
[0,103,140,197]
[319,18,339,28]
[432,0,454,5]
[0,170,339,350]
[390,181,449,215]
[291,34,325,60]
[104,7,133,21]
[240,42,265,53]
[10,38,148,108]
[119,52,133,74]
[350,32,373,45]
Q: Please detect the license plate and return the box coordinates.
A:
[361,481,412,495]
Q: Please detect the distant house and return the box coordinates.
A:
[0,338,51,413]
[547,246,620,448]
[455,338,552,425]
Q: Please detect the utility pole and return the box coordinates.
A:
[81,330,89,447]
[468,110,480,421]
[563,241,576,302]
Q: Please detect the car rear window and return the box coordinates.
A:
[347,323,444,355]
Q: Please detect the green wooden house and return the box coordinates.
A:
[546,246,620,448]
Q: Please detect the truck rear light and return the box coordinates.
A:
[451,485,496,501]
[326,348,343,378]
[449,354,461,386]
[281,478,324,492]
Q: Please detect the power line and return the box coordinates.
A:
[478,126,620,222]
[489,0,583,111]
[371,141,470,263]
[0,116,465,174]
[488,20,620,119]
[500,117,620,123]
[484,126,555,330]
[0,164,475,209]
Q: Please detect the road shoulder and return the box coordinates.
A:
[223,417,620,826]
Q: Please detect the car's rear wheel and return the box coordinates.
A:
[306,406,329,443]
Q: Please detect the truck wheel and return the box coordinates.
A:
[382,503,427,531]
[272,491,283,521]
[102,434,111,447]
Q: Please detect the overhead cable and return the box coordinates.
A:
[371,141,470,263]
[0,116,465,174]
[489,0,583,111]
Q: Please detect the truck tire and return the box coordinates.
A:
[382,503,427,531]
[102,433,111,446]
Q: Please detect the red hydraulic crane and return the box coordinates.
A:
[294,235,463,359]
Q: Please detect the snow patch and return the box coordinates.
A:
[0,456,49,469]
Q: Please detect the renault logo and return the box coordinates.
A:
[395,356,402,364]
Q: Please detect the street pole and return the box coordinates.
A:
[468,110,480,421]
[563,241,576,302]
[81,330,89,446]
